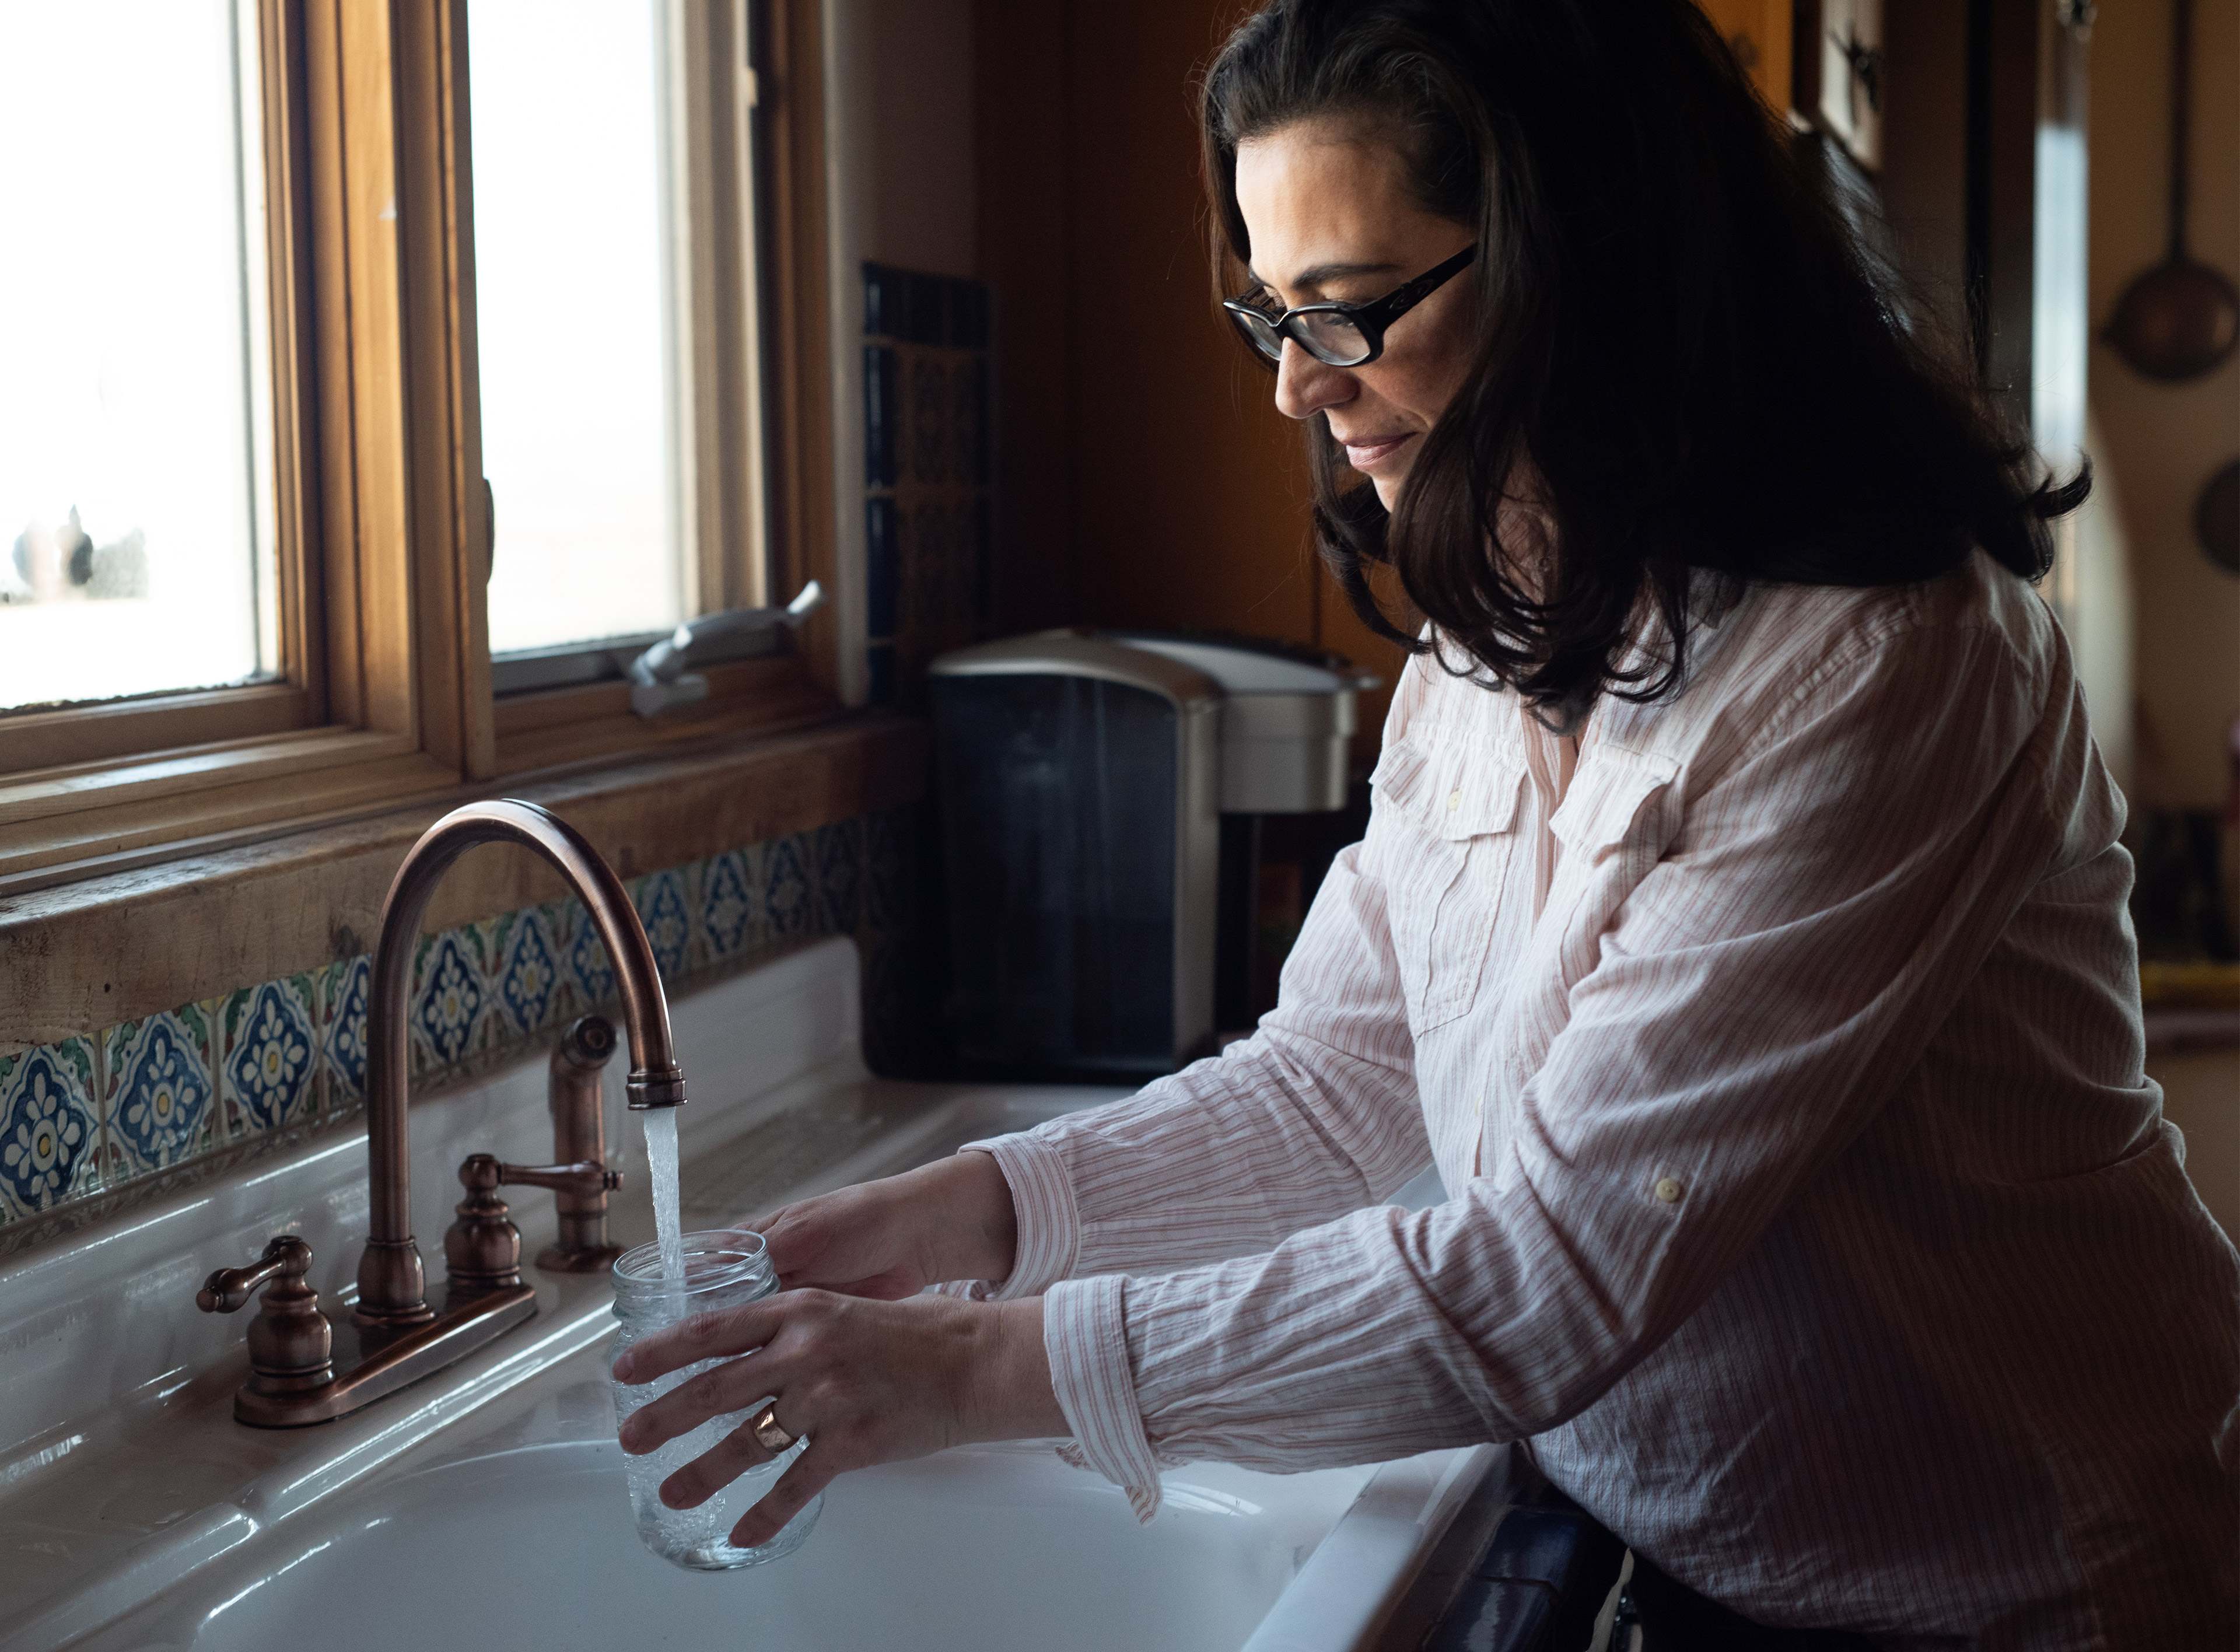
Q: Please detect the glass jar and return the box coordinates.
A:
[610,1231,822,1570]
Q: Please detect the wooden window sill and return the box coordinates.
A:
[492,653,836,776]
[0,709,928,1055]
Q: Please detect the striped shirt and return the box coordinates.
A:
[957,552,2239,1648]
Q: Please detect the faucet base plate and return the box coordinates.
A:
[235,1284,538,1427]
[536,1243,623,1274]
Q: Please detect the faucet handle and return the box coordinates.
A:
[444,1153,624,1293]
[495,1159,623,1198]
[196,1236,334,1391]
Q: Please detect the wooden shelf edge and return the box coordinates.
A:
[0,712,929,1054]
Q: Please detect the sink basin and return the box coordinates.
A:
[80,1363,1376,1652]
[0,940,1497,1652]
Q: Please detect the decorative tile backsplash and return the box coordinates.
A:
[862,262,996,708]
[0,806,926,1250]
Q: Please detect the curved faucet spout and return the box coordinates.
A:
[357,800,686,1328]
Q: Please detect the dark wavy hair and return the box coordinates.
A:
[1201,0,2087,724]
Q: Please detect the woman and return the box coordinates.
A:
[614,2,2239,1642]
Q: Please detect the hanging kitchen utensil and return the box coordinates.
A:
[2196,459,2239,575]
[2104,0,2239,382]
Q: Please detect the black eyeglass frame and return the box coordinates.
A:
[1222,244,1478,368]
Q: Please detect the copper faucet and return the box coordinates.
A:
[196,799,688,1427]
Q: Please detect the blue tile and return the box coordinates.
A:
[867,497,900,640]
[223,977,318,1133]
[565,899,618,1008]
[0,1041,100,1215]
[865,343,898,487]
[322,956,371,1110]
[493,905,563,1038]
[635,869,692,981]
[104,1010,214,1179]
[700,849,757,962]
[909,356,945,488]
[764,835,811,939]
[411,928,490,1072]
[815,820,863,934]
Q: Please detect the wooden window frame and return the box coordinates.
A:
[0,0,846,893]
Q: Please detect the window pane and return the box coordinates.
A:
[471,0,685,656]
[0,0,276,715]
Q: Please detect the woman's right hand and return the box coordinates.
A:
[744,1150,1019,1300]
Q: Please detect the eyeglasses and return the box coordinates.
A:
[1222,245,1477,368]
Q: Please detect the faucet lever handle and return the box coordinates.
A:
[196,1236,334,1390]
[445,1154,625,1292]
[198,1234,316,1314]
[499,1160,624,1197]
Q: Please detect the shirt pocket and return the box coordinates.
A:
[1371,735,1529,1035]
[1544,747,1680,981]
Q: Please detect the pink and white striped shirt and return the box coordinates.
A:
[958,552,2239,1649]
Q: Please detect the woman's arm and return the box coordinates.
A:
[1048,614,2111,1513]
[957,823,1433,1294]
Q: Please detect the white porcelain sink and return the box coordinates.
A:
[0,939,1497,1652]
[84,1365,1377,1652]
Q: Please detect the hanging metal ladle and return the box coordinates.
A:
[2105,0,2239,382]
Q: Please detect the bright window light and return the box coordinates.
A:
[471,0,685,656]
[0,0,276,716]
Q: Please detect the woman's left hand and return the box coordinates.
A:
[612,1290,1065,1549]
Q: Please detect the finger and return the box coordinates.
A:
[611,1296,785,1386]
[659,1409,782,1509]
[728,1446,836,1550]
[618,1346,787,1457]
[619,1301,828,1457]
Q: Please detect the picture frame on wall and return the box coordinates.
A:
[1793,0,1885,172]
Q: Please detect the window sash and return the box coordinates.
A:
[0,0,839,890]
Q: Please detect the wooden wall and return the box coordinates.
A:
[973,0,1404,754]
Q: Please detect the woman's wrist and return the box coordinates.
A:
[902,1149,1019,1287]
[962,1296,1066,1442]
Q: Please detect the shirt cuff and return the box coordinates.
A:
[933,1136,1080,1301]
[1045,1274,1170,1521]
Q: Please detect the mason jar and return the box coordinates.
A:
[610,1231,822,1570]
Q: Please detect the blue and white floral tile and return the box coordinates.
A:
[410,926,494,1077]
[101,1009,215,1182]
[866,807,909,933]
[634,867,694,984]
[562,897,619,1012]
[220,975,319,1135]
[814,820,864,936]
[320,956,372,1118]
[490,904,565,1042]
[0,1041,100,1219]
[697,848,759,967]
[764,834,812,940]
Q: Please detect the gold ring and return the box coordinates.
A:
[750,1403,796,1453]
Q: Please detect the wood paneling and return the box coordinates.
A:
[758,0,842,697]
[974,0,1411,755]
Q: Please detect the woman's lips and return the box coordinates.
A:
[1339,432,1415,472]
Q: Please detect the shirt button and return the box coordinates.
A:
[1446,789,1462,811]
[1653,1177,1683,1204]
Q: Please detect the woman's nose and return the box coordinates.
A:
[1273,340,1354,422]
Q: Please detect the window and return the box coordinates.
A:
[0,0,824,892]
[471,0,772,683]
[0,2,277,713]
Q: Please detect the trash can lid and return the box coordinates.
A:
[1091,629,1381,695]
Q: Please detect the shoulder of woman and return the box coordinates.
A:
[1600,553,2055,771]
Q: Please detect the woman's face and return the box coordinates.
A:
[1233,120,1478,510]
